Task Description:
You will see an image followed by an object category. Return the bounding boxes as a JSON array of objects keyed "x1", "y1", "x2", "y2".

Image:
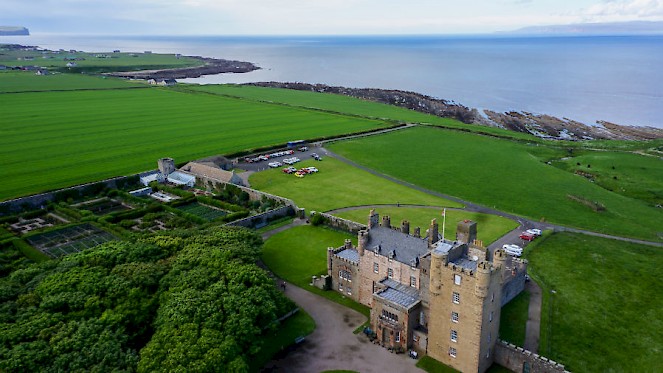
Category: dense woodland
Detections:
[{"x1": 0, "y1": 227, "x2": 294, "y2": 372}]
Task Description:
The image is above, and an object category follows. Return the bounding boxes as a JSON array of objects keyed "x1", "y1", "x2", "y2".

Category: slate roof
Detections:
[
  {"x1": 180, "y1": 162, "x2": 242, "y2": 185},
  {"x1": 375, "y1": 278, "x2": 421, "y2": 309},
  {"x1": 367, "y1": 227, "x2": 429, "y2": 266},
  {"x1": 167, "y1": 171, "x2": 196, "y2": 186},
  {"x1": 433, "y1": 240, "x2": 477, "y2": 271},
  {"x1": 336, "y1": 248, "x2": 360, "y2": 264}
]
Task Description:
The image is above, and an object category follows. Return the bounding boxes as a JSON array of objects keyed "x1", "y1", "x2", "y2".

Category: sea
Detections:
[{"x1": 4, "y1": 34, "x2": 663, "y2": 129}]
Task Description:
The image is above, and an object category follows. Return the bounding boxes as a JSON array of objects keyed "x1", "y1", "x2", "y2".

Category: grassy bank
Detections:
[
  {"x1": 329, "y1": 126, "x2": 663, "y2": 241},
  {"x1": 526, "y1": 232, "x2": 663, "y2": 372}
]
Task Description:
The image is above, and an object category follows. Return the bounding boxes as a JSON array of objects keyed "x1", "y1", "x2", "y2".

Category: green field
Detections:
[
  {"x1": 176, "y1": 202, "x2": 227, "y2": 221},
  {"x1": 526, "y1": 232, "x2": 663, "y2": 372},
  {"x1": 262, "y1": 225, "x2": 369, "y2": 316},
  {"x1": 333, "y1": 207, "x2": 517, "y2": 245},
  {"x1": 328, "y1": 126, "x2": 663, "y2": 241},
  {"x1": 249, "y1": 157, "x2": 461, "y2": 212},
  {"x1": 0, "y1": 71, "x2": 145, "y2": 92},
  {"x1": 498, "y1": 290, "x2": 530, "y2": 347},
  {"x1": 184, "y1": 84, "x2": 537, "y2": 140},
  {"x1": 0, "y1": 88, "x2": 387, "y2": 201}
]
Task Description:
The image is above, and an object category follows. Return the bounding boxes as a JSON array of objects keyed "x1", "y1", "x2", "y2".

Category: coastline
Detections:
[{"x1": 105, "y1": 55, "x2": 260, "y2": 79}]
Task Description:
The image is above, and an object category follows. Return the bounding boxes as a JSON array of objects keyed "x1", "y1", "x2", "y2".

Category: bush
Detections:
[{"x1": 310, "y1": 213, "x2": 327, "y2": 226}]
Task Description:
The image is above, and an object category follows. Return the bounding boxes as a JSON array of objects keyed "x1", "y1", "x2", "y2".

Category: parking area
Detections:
[{"x1": 236, "y1": 146, "x2": 324, "y2": 172}]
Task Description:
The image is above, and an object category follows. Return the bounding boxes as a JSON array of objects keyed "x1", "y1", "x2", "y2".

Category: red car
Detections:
[
  {"x1": 519, "y1": 233, "x2": 536, "y2": 241},
  {"x1": 282, "y1": 167, "x2": 297, "y2": 174}
]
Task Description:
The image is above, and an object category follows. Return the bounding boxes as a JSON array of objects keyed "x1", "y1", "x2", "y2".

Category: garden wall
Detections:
[
  {"x1": 226, "y1": 205, "x2": 295, "y2": 229},
  {"x1": 494, "y1": 340, "x2": 570, "y2": 373},
  {"x1": 310, "y1": 211, "x2": 367, "y2": 234}
]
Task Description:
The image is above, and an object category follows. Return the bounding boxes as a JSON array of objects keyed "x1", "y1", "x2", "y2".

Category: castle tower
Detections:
[
  {"x1": 158, "y1": 157, "x2": 175, "y2": 176},
  {"x1": 428, "y1": 219, "x2": 439, "y2": 247},
  {"x1": 456, "y1": 220, "x2": 478, "y2": 244},
  {"x1": 368, "y1": 209, "x2": 379, "y2": 229},
  {"x1": 382, "y1": 215, "x2": 391, "y2": 228},
  {"x1": 427, "y1": 256, "x2": 502, "y2": 373},
  {"x1": 327, "y1": 247, "x2": 334, "y2": 273},
  {"x1": 401, "y1": 220, "x2": 410, "y2": 235},
  {"x1": 357, "y1": 229, "x2": 368, "y2": 256},
  {"x1": 492, "y1": 249, "x2": 509, "y2": 284}
]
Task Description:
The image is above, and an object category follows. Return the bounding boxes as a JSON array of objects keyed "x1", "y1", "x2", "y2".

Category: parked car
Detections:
[
  {"x1": 526, "y1": 228, "x2": 542, "y2": 236},
  {"x1": 519, "y1": 232, "x2": 536, "y2": 241},
  {"x1": 282, "y1": 166, "x2": 297, "y2": 174},
  {"x1": 298, "y1": 146, "x2": 308, "y2": 152},
  {"x1": 502, "y1": 244, "x2": 522, "y2": 253},
  {"x1": 268, "y1": 161, "x2": 282, "y2": 168},
  {"x1": 294, "y1": 171, "x2": 305, "y2": 178},
  {"x1": 305, "y1": 167, "x2": 318, "y2": 173},
  {"x1": 503, "y1": 247, "x2": 522, "y2": 257}
]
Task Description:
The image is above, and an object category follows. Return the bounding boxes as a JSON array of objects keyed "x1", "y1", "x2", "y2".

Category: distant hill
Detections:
[
  {"x1": 0, "y1": 26, "x2": 30, "y2": 36},
  {"x1": 503, "y1": 21, "x2": 663, "y2": 36}
]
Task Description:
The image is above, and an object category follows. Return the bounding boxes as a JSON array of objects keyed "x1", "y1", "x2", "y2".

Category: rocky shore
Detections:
[
  {"x1": 245, "y1": 82, "x2": 663, "y2": 141},
  {"x1": 106, "y1": 56, "x2": 259, "y2": 80}
]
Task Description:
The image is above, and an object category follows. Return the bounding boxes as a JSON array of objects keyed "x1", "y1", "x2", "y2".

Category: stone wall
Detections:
[
  {"x1": 310, "y1": 211, "x2": 367, "y2": 233},
  {"x1": 225, "y1": 205, "x2": 295, "y2": 229},
  {"x1": 0, "y1": 176, "x2": 134, "y2": 214},
  {"x1": 495, "y1": 340, "x2": 570, "y2": 373},
  {"x1": 501, "y1": 259, "x2": 528, "y2": 306}
]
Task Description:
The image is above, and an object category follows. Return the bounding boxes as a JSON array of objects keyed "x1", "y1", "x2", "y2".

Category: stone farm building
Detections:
[{"x1": 326, "y1": 210, "x2": 527, "y2": 373}]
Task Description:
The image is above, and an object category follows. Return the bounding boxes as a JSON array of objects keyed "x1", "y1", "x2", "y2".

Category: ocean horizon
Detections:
[{"x1": 3, "y1": 33, "x2": 663, "y2": 129}]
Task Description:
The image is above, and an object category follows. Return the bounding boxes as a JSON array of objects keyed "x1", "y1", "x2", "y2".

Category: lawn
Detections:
[
  {"x1": 333, "y1": 207, "x2": 517, "y2": 245},
  {"x1": 552, "y1": 151, "x2": 663, "y2": 207},
  {"x1": 262, "y1": 225, "x2": 369, "y2": 316},
  {"x1": 0, "y1": 71, "x2": 145, "y2": 92},
  {"x1": 328, "y1": 126, "x2": 663, "y2": 241},
  {"x1": 249, "y1": 157, "x2": 461, "y2": 213},
  {"x1": 0, "y1": 88, "x2": 386, "y2": 201},
  {"x1": 498, "y1": 290, "x2": 530, "y2": 347},
  {"x1": 176, "y1": 202, "x2": 227, "y2": 221},
  {"x1": 184, "y1": 84, "x2": 537, "y2": 140},
  {"x1": 525, "y1": 232, "x2": 663, "y2": 372}
]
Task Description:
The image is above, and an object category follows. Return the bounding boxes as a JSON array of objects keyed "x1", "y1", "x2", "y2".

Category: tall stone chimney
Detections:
[
  {"x1": 382, "y1": 215, "x2": 391, "y2": 229},
  {"x1": 401, "y1": 220, "x2": 410, "y2": 235},
  {"x1": 428, "y1": 218, "x2": 439, "y2": 246}
]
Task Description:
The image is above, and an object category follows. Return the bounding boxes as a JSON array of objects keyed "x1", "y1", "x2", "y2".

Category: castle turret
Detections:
[
  {"x1": 414, "y1": 227, "x2": 421, "y2": 238},
  {"x1": 428, "y1": 218, "x2": 439, "y2": 247},
  {"x1": 456, "y1": 219, "x2": 477, "y2": 244},
  {"x1": 474, "y1": 261, "x2": 492, "y2": 298},
  {"x1": 492, "y1": 248, "x2": 509, "y2": 284},
  {"x1": 382, "y1": 215, "x2": 391, "y2": 228},
  {"x1": 344, "y1": 239, "x2": 352, "y2": 250},
  {"x1": 158, "y1": 157, "x2": 175, "y2": 176},
  {"x1": 357, "y1": 229, "x2": 368, "y2": 256},
  {"x1": 368, "y1": 209, "x2": 379, "y2": 229},
  {"x1": 429, "y1": 249, "x2": 445, "y2": 295},
  {"x1": 401, "y1": 220, "x2": 410, "y2": 235}
]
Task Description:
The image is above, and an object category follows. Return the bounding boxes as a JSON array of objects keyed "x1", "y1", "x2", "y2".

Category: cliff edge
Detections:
[{"x1": 0, "y1": 26, "x2": 29, "y2": 36}]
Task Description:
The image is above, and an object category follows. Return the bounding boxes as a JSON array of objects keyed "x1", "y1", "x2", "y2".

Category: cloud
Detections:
[{"x1": 582, "y1": 0, "x2": 663, "y2": 21}]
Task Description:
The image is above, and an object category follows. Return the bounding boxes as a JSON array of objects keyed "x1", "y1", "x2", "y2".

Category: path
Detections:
[
  {"x1": 524, "y1": 280, "x2": 542, "y2": 353},
  {"x1": 259, "y1": 222, "x2": 422, "y2": 373}
]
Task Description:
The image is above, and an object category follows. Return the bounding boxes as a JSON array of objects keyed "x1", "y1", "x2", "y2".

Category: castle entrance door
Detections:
[{"x1": 382, "y1": 328, "x2": 390, "y2": 344}]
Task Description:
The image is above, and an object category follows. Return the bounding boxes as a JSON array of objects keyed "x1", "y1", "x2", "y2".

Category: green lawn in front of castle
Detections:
[
  {"x1": 261, "y1": 225, "x2": 369, "y2": 317},
  {"x1": 498, "y1": 290, "x2": 530, "y2": 347},
  {"x1": 525, "y1": 232, "x2": 663, "y2": 372},
  {"x1": 332, "y1": 207, "x2": 518, "y2": 245},
  {"x1": 249, "y1": 157, "x2": 462, "y2": 213},
  {"x1": 328, "y1": 126, "x2": 663, "y2": 241}
]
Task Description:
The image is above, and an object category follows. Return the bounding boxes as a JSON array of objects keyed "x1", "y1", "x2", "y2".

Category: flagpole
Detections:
[{"x1": 442, "y1": 208, "x2": 446, "y2": 241}]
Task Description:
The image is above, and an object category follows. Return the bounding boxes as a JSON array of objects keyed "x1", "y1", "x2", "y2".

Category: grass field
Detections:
[
  {"x1": 526, "y1": 232, "x2": 663, "y2": 372},
  {"x1": 183, "y1": 84, "x2": 538, "y2": 140},
  {"x1": 333, "y1": 207, "x2": 517, "y2": 245},
  {"x1": 249, "y1": 157, "x2": 461, "y2": 212},
  {"x1": 0, "y1": 71, "x2": 145, "y2": 92},
  {"x1": 328, "y1": 126, "x2": 663, "y2": 241},
  {"x1": 498, "y1": 290, "x2": 530, "y2": 347},
  {"x1": 0, "y1": 88, "x2": 387, "y2": 201},
  {"x1": 552, "y1": 151, "x2": 663, "y2": 206},
  {"x1": 262, "y1": 225, "x2": 369, "y2": 316}
]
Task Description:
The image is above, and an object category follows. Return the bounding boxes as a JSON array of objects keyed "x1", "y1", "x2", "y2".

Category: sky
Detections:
[{"x1": 2, "y1": 0, "x2": 663, "y2": 35}]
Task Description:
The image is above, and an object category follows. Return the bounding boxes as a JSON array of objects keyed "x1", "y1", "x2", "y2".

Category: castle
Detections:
[{"x1": 326, "y1": 210, "x2": 527, "y2": 373}]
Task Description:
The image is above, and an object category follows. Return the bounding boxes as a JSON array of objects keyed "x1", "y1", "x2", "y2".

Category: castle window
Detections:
[
  {"x1": 454, "y1": 274, "x2": 461, "y2": 285},
  {"x1": 374, "y1": 262, "x2": 379, "y2": 273},
  {"x1": 451, "y1": 311, "x2": 459, "y2": 323},
  {"x1": 488, "y1": 332, "x2": 492, "y2": 342},
  {"x1": 382, "y1": 310, "x2": 398, "y2": 322},
  {"x1": 491, "y1": 292, "x2": 495, "y2": 303},
  {"x1": 452, "y1": 292, "x2": 460, "y2": 304},
  {"x1": 489, "y1": 311, "x2": 493, "y2": 322},
  {"x1": 450, "y1": 330, "x2": 458, "y2": 342},
  {"x1": 338, "y1": 283, "x2": 343, "y2": 291},
  {"x1": 395, "y1": 332, "x2": 401, "y2": 342},
  {"x1": 339, "y1": 269, "x2": 352, "y2": 282},
  {"x1": 410, "y1": 275, "x2": 417, "y2": 287},
  {"x1": 388, "y1": 268, "x2": 393, "y2": 278},
  {"x1": 449, "y1": 347, "x2": 457, "y2": 358},
  {"x1": 347, "y1": 287, "x2": 352, "y2": 295}
]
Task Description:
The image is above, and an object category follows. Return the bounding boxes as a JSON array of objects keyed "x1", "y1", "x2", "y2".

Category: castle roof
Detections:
[
  {"x1": 433, "y1": 240, "x2": 477, "y2": 271},
  {"x1": 367, "y1": 226, "x2": 429, "y2": 266},
  {"x1": 375, "y1": 278, "x2": 420, "y2": 309},
  {"x1": 180, "y1": 162, "x2": 242, "y2": 185},
  {"x1": 336, "y1": 248, "x2": 360, "y2": 264}
]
